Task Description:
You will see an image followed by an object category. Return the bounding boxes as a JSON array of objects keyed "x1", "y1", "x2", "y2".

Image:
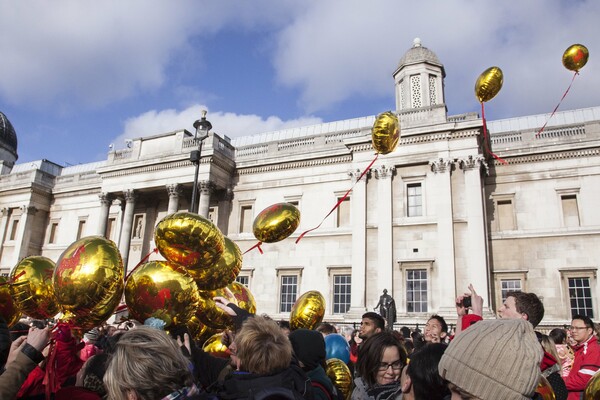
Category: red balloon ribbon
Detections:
[
  {"x1": 124, "y1": 248, "x2": 159, "y2": 282},
  {"x1": 295, "y1": 153, "x2": 379, "y2": 243},
  {"x1": 480, "y1": 102, "x2": 507, "y2": 165},
  {"x1": 243, "y1": 241, "x2": 263, "y2": 255},
  {"x1": 536, "y1": 71, "x2": 579, "y2": 137}
]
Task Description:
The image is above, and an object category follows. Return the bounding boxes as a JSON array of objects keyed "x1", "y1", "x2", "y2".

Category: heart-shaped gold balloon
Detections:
[
  {"x1": 187, "y1": 315, "x2": 221, "y2": 345},
  {"x1": 125, "y1": 260, "x2": 200, "y2": 328},
  {"x1": 475, "y1": 66, "x2": 503, "y2": 103},
  {"x1": 371, "y1": 111, "x2": 400, "y2": 155},
  {"x1": 583, "y1": 369, "x2": 600, "y2": 400},
  {"x1": 0, "y1": 276, "x2": 21, "y2": 327},
  {"x1": 155, "y1": 212, "x2": 225, "y2": 270},
  {"x1": 53, "y1": 236, "x2": 124, "y2": 330},
  {"x1": 326, "y1": 358, "x2": 353, "y2": 400},
  {"x1": 202, "y1": 332, "x2": 230, "y2": 358},
  {"x1": 563, "y1": 44, "x2": 589, "y2": 72},
  {"x1": 289, "y1": 290, "x2": 325, "y2": 331},
  {"x1": 252, "y1": 203, "x2": 300, "y2": 243},
  {"x1": 227, "y1": 281, "x2": 257, "y2": 315},
  {"x1": 187, "y1": 237, "x2": 242, "y2": 291},
  {"x1": 196, "y1": 287, "x2": 237, "y2": 330},
  {"x1": 10, "y1": 256, "x2": 58, "y2": 320}
]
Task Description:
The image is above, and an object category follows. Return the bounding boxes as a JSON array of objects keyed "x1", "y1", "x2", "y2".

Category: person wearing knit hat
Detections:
[
  {"x1": 438, "y1": 319, "x2": 543, "y2": 400},
  {"x1": 289, "y1": 328, "x2": 340, "y2": 400}
]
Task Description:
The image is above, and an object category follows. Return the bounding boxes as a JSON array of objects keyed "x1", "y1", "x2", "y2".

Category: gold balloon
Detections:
[
  {"x1": 252, "y1": 203, "x2": 300, "y2": 243},
  {"x1": 371, "y1": 111, "x2": 400, "y2": 155},
  {"x1": 155, "y1": 212, "x2": 225, "y2": 270},
  {"x1": 188, "y1": 237, "x2": 242, "y2": 291},
  {"x1": 326, "y1": 358, "x2": 353, "y2": 400},
  {"x1": 10, "y1": 256, "x2": 58, "y2": 319},
  {"x1": 563, "y1": 44, "x2": 589, "y2": 72},
  {"x1": 125, "y1": 261, "x2": 200, "y2": 328},
  {"x1": 53, "y1": 236, "x2": 124, "y2": 330},
  {"x1": 202, "y1": 332, "x2": 230, "y2": 358},
  {"x1": 196, "y1": 287, "x2": 237, "y2": 329},
  {"x1": 584, "y1": 369, "x2": 600, "y2": 400},
  {"x1": 475, "y1": 66, "x2": 503, "y2": 103},
  {"x1": 536, "y1": 376, "x2": 555, "y2": 400},
  {"x1": 0, "y1": 277, "x2": 21, "y2": 327},
  {"x1": 187, "y1": 315, "x2": 221, "y2": 345},
  {"x1": 227, "y1": 281, "x2": 257, "y2": 314},
  {"x1": 290, "y1": 290, "x2": 325, "y2": 331}
]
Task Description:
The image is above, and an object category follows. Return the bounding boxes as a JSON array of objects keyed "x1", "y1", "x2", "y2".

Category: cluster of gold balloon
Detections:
[{"x1": 0, "y1": 236, "x2": 125, "y2": 331}]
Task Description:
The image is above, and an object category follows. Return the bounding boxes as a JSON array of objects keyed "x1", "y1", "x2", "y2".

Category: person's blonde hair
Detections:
[
  {"x1": 235, "y1": 316, "x2": 292, "y2": 375},
  {"x1": 103, "y1": 327, "x2": 193, "y2": 400}
]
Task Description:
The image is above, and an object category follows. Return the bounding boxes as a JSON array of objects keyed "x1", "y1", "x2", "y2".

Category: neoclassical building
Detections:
[{"x1": 1, "y1": 40, "x2": 599, "y2": 327}]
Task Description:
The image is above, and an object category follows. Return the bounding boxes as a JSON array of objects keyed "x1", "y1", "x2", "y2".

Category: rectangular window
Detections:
[
  {"x1": 501, "y1": 279, "x2": 522, "y2": 302},
  {"x1": 106, "y1": 217, "x2": 116, "y2": 240},
  {"x1": 48, "y1": 222, "x2": 58, "y2": 244},
  {"x1": 568, "y1": 277, "x2": 594, "y2": 318},
  {"x1": 208, "y1": 207, "x2": 218, "y2": 225},
  {"x1": 240, "y1": 205, "x2": 253, "y2": 233},
  {"x1": 406, "y1": 269, "x2": 428, "y2": 313},
  {"x1": 336, "y1": 197, "x2": 351, "y2": 227},
  {"x1": 280, "y1": 275, "x2": 298, "y2": 313},
  {"x1": 497, "y1": 200, "x2": 515, "y2": 231},
  {"x1": 333, "y1": 274, "x2": 351, "y2": 314},
  {"x1": 76, "y1": 220, "x2": 86, "y2": 240},
  {"x1": 9, "y1": 219, "x2": 19, "y2": 241},
  {"x1": 407, "y1": 183, "x2": 422, "y2": 217},
  {"x1": 561, "y1": 195, "x2": 580, "y2": 227},
  {"x1": 236, "y1": 275, "x2": 249, "y2": 287}
]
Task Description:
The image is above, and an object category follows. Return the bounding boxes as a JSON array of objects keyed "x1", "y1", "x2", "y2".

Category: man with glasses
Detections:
[{"x1": 564, "y1": 314, "x2": 600, "y2": 400}]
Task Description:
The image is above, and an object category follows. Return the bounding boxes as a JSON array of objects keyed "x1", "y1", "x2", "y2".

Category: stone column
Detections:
[
  {"x1": 345, "y1": 169, "x2": 368, "y2": 318},
  {"x1": 374, "y1": 165, "x2": 395, "y2": 296},
  {"x1": 97, "y1": 193, "x2": 113, "y2": 236},
  {"x1": 119, "y1": 189, "x2": 136, "y2": 270},
  {"x1": 0, "y1": 208, "x2": 10, "y2": 247},
  {"x1": 429, "y1": 158, "x2": 456, "y2": 315},
  {"x1": 459, "y1": 155, "x2": 491, "y2": 311},
  {"x1": 14, "y1": 206, "x2": 38, "y2": 263},
  {"x1": 198, "y1": 180, "x2": 215, "y2": 218},
  {"x1": 217, "y1": 188, "x2": 233, "y2": 235},
  {"x1": 166, "y1": 184, "x2": 182, "y2": 215}
]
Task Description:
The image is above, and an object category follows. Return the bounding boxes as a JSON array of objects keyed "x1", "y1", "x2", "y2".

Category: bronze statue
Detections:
[{"x1": 374, "y1": 289, "x2": 397, "y2": 329}]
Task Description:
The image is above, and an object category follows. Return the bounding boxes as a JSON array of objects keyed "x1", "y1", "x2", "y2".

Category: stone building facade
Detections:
[{"x1": 0, "y1": 40, "x2": 598, "y2": 327}]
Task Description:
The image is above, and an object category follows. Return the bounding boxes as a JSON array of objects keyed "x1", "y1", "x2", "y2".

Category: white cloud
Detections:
[{"x1": 113, "y1": 104, "x2": 322, "y2": 149}]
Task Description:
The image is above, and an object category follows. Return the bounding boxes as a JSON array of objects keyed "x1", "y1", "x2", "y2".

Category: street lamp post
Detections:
[{"x1": 190, "y1": 110, "x2": 212, "y2": 214}]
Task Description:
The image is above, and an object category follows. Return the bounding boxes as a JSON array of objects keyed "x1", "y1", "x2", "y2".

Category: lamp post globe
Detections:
[{"x1": 190, "y1": 110, "x2": 212, "y2": 214}]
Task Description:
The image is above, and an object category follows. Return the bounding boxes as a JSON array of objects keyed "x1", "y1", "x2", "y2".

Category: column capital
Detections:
[
  {"x1": 348, "y1": 168, "x2": 369, "y2": 183},
  {"x1": 199, "y1": 180, "x2": 216, "y2": 194},
  {"x1": 373, "y1": 165, "x2": 395, "y2": 180},
  {"x1": 99, "y1": 192, "x2": 114, "y2": 205},
  {"x1": 166, "y1": 184, "x2": 182, "y2": 198},
  {"x1": 0, "y1": 207, "x2": 8, "y2": 217},
  {"x1": 19, "y1": 205, "x2": 38, "y2": 215},
  {"x1": 458, "y1": 155, "x2": 489, "y2": 175},
  {"x1": 429, "y1": 158, "x2": 454, "y2": 174},
  {"x1": 124, "y1": 189, "x2": 137, "y2": 203}
]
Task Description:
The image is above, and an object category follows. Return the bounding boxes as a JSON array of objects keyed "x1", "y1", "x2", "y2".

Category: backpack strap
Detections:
[{"x1": 311, "y1": 381, "x2": 333, "y2": 400}]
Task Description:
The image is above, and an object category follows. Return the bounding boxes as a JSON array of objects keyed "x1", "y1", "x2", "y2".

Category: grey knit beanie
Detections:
[{"x1": 438, "y1": 319, "x2": 542, "y2": 400}]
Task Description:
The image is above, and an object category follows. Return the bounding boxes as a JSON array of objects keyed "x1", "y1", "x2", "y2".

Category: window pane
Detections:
[
  {"x1": 500, "y1": 279, "x2": 522, "y2": 302},
  {"x1": 280, "y1": 275, "x2": 298, "y2": 313},
  {"x1": 407, "y1": 184, "x2": 422, "y2": 217},
  {"x1": 236, "y1": 275, "x2": 249, "y2": 287},
  {"x1": 568, "y1": 277, "x2": 594, "y2": 318},
  {"x1": 406, "y1": 269, "x2": 427, "y2": 313},
  {"x1": 333, "y1": 275, "x2": 351, "y2": 314}
]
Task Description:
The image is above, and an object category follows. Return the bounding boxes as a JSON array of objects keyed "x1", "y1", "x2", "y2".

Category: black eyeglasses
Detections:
[{"x1": 377, "y1": 359, "x2": 403, "y2": 372}]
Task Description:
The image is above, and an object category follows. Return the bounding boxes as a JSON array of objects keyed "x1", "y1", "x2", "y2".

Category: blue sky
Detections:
[{"x1": 1, "y1": 1, "x2": 599, "y2": 166}]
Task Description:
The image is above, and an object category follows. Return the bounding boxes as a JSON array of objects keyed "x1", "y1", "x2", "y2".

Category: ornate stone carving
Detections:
[
  {"x1": 348, "y1": 168, "x2": 369, "y2": 183},
  {"x1": 199, "y1": 180, "x2": 216, "y2": 194},
  {"x1": 19, "y1": 205, "x2": 38, "y2": 215},
  {"x1": 166, "y1": 184, "x2": 182, "y2": 198},
  {"x1": 458, "y1": 155, "x2": 489, "y2": 175},
  {"x1": 429, "y1": 158, "x2": 453, "y2": 173},
  {"x1": 124, "y1": 189, "x2": 137, "y2": 203},
  {"x1": 99, "y1": 192, "x2": 114, "y2": 205},
  {"x1": 373, "y1": 165, "x2": 395, "y2": 179}
]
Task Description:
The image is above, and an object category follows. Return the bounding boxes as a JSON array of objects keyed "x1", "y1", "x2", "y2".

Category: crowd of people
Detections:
[{"x1": 1, "y1": 288, "x2": 599, "y2": 400}]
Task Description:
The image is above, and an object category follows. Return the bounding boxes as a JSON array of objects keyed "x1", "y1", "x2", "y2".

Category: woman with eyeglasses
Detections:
[{"x1": 352, "y1": 331, "x2": 407, "y2": 400}]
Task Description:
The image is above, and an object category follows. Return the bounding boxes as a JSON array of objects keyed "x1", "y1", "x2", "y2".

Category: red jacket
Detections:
[{"x1": 564, "y1": 335, "x2": 600, "y2": 400}]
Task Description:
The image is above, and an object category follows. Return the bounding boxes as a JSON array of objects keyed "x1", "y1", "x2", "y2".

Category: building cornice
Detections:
[
  {"x1": 492, "y1": 148, "x2": 600, "y2": 166},
  {"x1": 237, "y1": 155, "x2": 353, "y2": 175}
]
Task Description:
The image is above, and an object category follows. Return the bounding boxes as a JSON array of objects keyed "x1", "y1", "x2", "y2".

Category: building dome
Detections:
[
  {"x1": 0, "y1": 111, "x2": 18, "y2": 158},
  {"x1": 397, "y1": 38, "x2": 445, "y2": 76}
]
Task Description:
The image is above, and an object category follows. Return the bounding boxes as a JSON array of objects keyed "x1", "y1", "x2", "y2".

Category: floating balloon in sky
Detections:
[
  {"x1": 562, "y1": 44, "x2": 589, "y2": 72},
  {"x1": 475, "y1": 66, "x2": 503, "y2": 103},
  {"x1": 371, "y1": 111, "x2": 400, "y2": 155}
]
